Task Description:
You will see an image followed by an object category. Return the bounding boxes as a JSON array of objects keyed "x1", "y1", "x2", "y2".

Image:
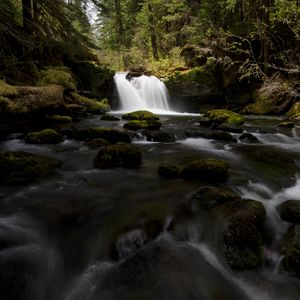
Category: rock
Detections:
[
  {"x1": 46, "y1": 115, "x2": 72, "y2": 125},
  {"x1": 278, "y1": 200, "x2": 300, "y2": 223},
  {"x1": 124, "y1": 120, "x2": 162, "y2": 131},
  {"x1": 212, "y1": 123, "x2": 243, "y2": 133},
  {"x1": 146, "y1": 131, "x2": 175, "y2": 142},
  {"x1": 180, "y1": 158, "x2": 230, "y2": 182},
  {"x1": 122, "y1": 110, "x2": 160, "y2": 121},
  {"x1": 278, "y1": 121, "x2": 295, "y2": 128},
  {"x1": 204, "y1": 109, "x2": 244, "y2": 125},
  {"x1": 158, "y1": 162, "x2": 180, "y2": 178},
  {"x1": 94, "y1": 142, "x2": 142, "y2": 168},
  {"x1": 199, "y1": 117, "x2": 213, "y2": 127},
  {"x1": 84, "y1": 138, "x2": 110, "y2": 149},
  {"x1": 219, "y1": 199, "x2": 266, "y2": 270},
  {"x1": 190, "y1": 186, "x2": 240, "y2": 211},
  {"x1": 38, "y1": 66, "x2": 76, "y2": 90},
  {"x1": 282, "y1": 225, "x2": 300, "y2": 277},
  {"x1": 0, "y1": 151, "x2": 61, "y2": 185},
  {"x1": 239, "y1": 133, "x2": 259, "y2": 143},
  {"x1": 24, "y1": 129, "x2": 64, "y2": 144},
  {"x1": 100, "y1": 114, "x2": 120, "y2": 121},
  {"x1": 287, "y1": 102, "x2": 300, "y2": 119},
  {"x1": 74, "y1": 127, "x2": 131, "y2": 143},
  {"x1": 210, "y1": 131, "x2": 237, "y2": 142}
]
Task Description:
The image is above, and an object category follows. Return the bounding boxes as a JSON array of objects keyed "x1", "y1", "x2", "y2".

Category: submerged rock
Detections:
[
  {"x1": 219, "y1": 199, "x2": 266, "y2": 270},
  {"x1": 204, "y1": 109, "x2": 244, "y2": 125},
  {"x1": 74, "y1": 127, "x2": 131, "y2": 143},
  {"x1": 180, "y1": 158, "x2": 230, "y2": 182},
  {"x1": 0, "y1": 151, "x2": 61, "y2": 185},
  {"x1": 100, "y1": 114, "x2": 120, "y2": 121},
  {"x1": 239, "y1": 132, "x2": 259, "y2": 143},
  {"x1": 278, "y1": 200, "x2": 300, "y2": 223},
  {"x1": 24, "y1": 129, "x2": 64, "y2": 144},
  {"x1": 158, "y1": 162, "x2": 180, "y2": 178},
  {"x1": 122, "y1": 110, "x2": 160, "y2": 121},
  {"x1": 94, "y1": 142, "x2": 142, "y2": 168},
  {"x1": 185, "y1": 130, "x2": 237, "y2": 142},
  {"x1": 146, "y1": 131, "x2": 175, "y2": 142}
]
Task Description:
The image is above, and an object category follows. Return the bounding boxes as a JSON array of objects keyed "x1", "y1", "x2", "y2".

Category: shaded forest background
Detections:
[{"x1": 1, "y1": 0, "x2": 300, "y2": 89}]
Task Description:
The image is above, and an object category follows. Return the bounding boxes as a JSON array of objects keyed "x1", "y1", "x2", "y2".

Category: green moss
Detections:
[
  {"x1": 94, "y1": 142, "x2": 142, "y2": 168},
  {"x1": 25, "y1": 129, "x2": 64, "y2": 144},
  {"x1": 180, "y1": 158, "x2": 230, "y2": 182},
  {"x1": 38, "y1": 67, "x2": 76, "y2": 90},
  {"x1": 123, "y1": 120, "x2": 162, "y2": 131},
  {"x1": 74, "y1": 127, "x2": 131, "y2": 143},
  {"x1": 0, "y1": 80, "x2": 18, "y2": 97},
  {"x1": 0, "y1": 151, "x2": 61, "y2": 185},
  {"x1": 287, "y1": 102, "x2": 300, "y2": 119},
  {"x1": 122, "y1": 110, "x2": 160, "y2": 121},
  {"x1": 204, "y1": 109, "x2": 244, "y2": 125},
  {"x1": 47, "y1": 115, "x2": 72, "y2": 124},
  {"x1": 243, "y1": 98, "x2": 274, "y2": 115},
  {"x1": 158, "y1": 162, "x2": 180, "y2": 178}
]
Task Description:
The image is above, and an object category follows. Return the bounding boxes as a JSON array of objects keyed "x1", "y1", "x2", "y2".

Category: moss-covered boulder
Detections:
[
  {"x1": 46, "y1": 115, "x2": 72, "y2": 125},
  {"x1": 122, "y1": 110, "x2": 160, "y2": 121},
  {"x1": 123, "y1": 120, "x2": 162, "y2": 131},
  {"x1": 0, "y1": 151, "x2": 61, "y2": 185},
  {"x1": 158, "y1": 162, "x2": 180, "y2": 178},
  {"x1": 287, "y1": 102, "x2": 300, "y2": 119},
  {"x1": 100, "y1": 114, "x2": 120, "y2": 121},
  {"x1": 69, "y1": 93, "x2": 110, "y2": 114},
  {"x1": 282, "y1": 225, "x2": 300, "y2": 277},
  {"x1": 190, "y1": 186, "x2": 240, "y2": 211},
  {"x1": 204, "y1": 109, "x2": 244, "y2": 125},
  {"x1": 94, "y1": 142, "x2": 142, "y2": 169},
  {"x1": 212, "y1": 123, "x2": 243, "y2": 133},
  {"x1": 38, "y1": 67, "x2": 76, "y2": 90},
  {"x1": 84, "y1": 138, "x2": 110, "y2": 149},
  {"x1": 74, "y1": 127, "x2": 131, "y2": 143},
  {"x1": 25, "y1": 129, "x2": 64, "y2": 144},
  {"x1": 219, "y1": 199, "x2": 266, "y2": 270},
  {"x1": 180, "y1": 158, "x2": 230, "y2": 182},
  {"x1": 146, "y1": 131, "x2": 175, "y2": 143},
  {"x1": 278, "y1": 200, "x2": 300, "y2": 223}
]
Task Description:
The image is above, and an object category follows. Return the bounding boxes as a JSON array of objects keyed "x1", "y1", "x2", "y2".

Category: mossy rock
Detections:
[
  {"x1": 212, "y1": 123, "x2": 243, "y2": 133},
  {"x1": 74, "y1": 127, "x2": 131, "y2": 144},
  {"x1": 278, "y1": 200, "x2": 300, "y2": 223},
  {"x1": 287, "y1": 102, "x2": 300, "y2": 119},
  {"x1": 70, "y1": 93, "x2": 110, "y2": 114},
  {"x1": 204, "y1": 109, "x2": 244, "y2": 125},
  {"x1": 94, "y1": 142, "x2": 142, "y2": 169},
  {"x1": 282, "y1": 225, "x2": 300, "y2": 277},
  {"x1": 239, "y1": 133, "x2": 259, "y2": 143},
  {"x1": 0, "y1": 151, "x2": 61, "y2": 185},
  {"x1": 38, "y1": 67, "x2": 76, "y2": 90},
  {"x1": 0, "y1": 80, "x2": 18, "y2": 97},
  {"x1": 123, "y1": 120, "x2": 162, "y2": 131},
  {"x1": 46, "y1": 115, "x2": 72, "y2": 125},
  {"x1": 190, "y1": 186, "x2": 240, "y2": 211},
  {"x1": 100, "y1": 114, "x2": 120, "y2": 121},
  {"x1": 243, "y1": 99, "x2": 274, "y2": 115},
  {"x1": 84, "y1": 138, "x2": 110, "y2": 149},
  {"x1": 158, "y1": 162, "x2": 180, "y2": 178},
  {"x1": 122, "y1": 110, "x2": 160, "y2": 121},
  {"x1": 146, "y1": 131, "x2": 175, "y2": 142},
  {"x1": 278, "y1": 121, "x2": 295, "y2": 128},
  {"x1": 219, "y1": 199, "x2": 266, "y2": 270},
  {"x1": 180, "y1": 158, "x2": 230, "y2": 182},
  {"x1": 25, "y1": 129, "x2": 64, "y2": 144}
]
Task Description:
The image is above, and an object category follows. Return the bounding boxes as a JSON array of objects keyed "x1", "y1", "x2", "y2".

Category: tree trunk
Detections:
[
  {"x1": 148, "y1": 3, "x2": 159, "y2": 60},
  {"x1": 22, "y1": 0, "x2": 33, "y2": 33},
  {"x1": 114, "y1": 0, "x2": 126, "y2": 47}
]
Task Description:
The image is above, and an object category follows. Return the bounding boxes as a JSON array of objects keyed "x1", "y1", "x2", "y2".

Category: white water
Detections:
[{"x1": 114, "y1": 72, "x2": 171, "y2": 113}]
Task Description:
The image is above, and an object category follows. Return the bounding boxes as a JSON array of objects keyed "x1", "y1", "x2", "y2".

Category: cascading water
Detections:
[{"x1": 114, "y1": 72, "x2": 171, "y2": 112}]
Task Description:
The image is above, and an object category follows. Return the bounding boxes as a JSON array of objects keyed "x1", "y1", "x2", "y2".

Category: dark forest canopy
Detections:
[{"x1": 0, "y1": 0, "x2": 300, "y2": 81}]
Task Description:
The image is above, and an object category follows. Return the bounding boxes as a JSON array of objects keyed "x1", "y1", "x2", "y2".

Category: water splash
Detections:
[{"x1": 114, "y1": 72, "x2": 170, "y2": 112}]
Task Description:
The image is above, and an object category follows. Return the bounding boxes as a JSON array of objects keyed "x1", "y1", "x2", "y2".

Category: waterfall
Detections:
[{"x1": 114, "y1": 72, "x2": 171, "y2": 112}]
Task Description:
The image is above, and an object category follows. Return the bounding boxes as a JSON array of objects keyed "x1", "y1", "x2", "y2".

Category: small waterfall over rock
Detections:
[{"x1": 114, "y1": 72, "x2": 171, "y2": 112}]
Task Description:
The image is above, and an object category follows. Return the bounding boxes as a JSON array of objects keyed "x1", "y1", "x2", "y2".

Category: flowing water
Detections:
[{"x1": 1, "y1": 77, "x2": 300, "y2": 299}]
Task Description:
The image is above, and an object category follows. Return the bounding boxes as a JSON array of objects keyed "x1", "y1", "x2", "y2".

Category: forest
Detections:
[{"x1": 1, "y1": 1, "x2": 300, "y2": 300}]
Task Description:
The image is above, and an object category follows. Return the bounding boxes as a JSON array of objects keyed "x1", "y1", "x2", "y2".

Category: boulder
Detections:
[
  {"x1": 158, "y1": 162, "x2": 180, "y2": 178},
  {"x1": 0, "y1": 151, "x2": 61, "y2": 185},
  {"x1": 278, "y1": 200, "x2": 300, "y2": 223},
  {"x1": 94, "y1": 142, "x2": 142, "y2": 168},
  {"x1": 180, "y1": 158, "x2": 230, "y2": 182},
  {"x1": 46, "y1": 115, "x2": 72, "y2": 125},
  {"x1": 219, "y1": 199, "x2": 266, "y2": 270},
  {"x1": 24, "y1": 129, "x2": 64, "y2": 144},
  {"x1": 190, "y1": 186, "x2": 240, "y2": 211},
  {"x1": 146, "y1": 131, "x2": 175, "y2": 142},
  {"x1": 123, "y1": 120, "x2": 162, "y2": 131},
  {"x1": 122, "y1": 110, "x2": 160, "y2": 121},
  {"x1": 74, "y1": 127, "x2": 131, "y2": 143},
  {"x1": 204, "y1": 109, "x2": 244, "y2": 125},
  {"x1": 239, "y1": 133, "x2": 259, "y2": 143},
  {"x1": 287, "y1": 102, "x2": 300, "y2": 119},
  {"x1": 212, "y1": 123, "x2": 243, "y2": 133},
  {"x1": 84, "y1": 138, "x2": 110, "y2": 149},
  {"x1": 278, "y1": 121, "x2": 295, "y2": 128}
]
